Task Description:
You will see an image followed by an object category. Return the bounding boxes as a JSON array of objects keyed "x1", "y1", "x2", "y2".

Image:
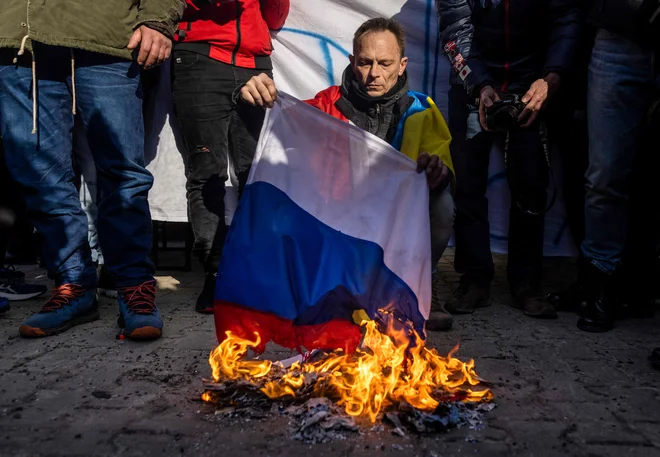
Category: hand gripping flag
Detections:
[{"x1": 214, "y1": 92, "x2": 432, "y2": 353}]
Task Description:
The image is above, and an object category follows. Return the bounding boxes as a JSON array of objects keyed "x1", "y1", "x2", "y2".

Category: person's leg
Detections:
[
  {"x1": 0, "y1": 46, "x2": 98, "y2": 335},
  {"x1": 429, "y1": 187, "x2": 455, "y2": 268},
  {"x1": 171, "y1": 51, "x2": 233, "y2": 313},
  {"x1": 505, "y1": 125, "x2": 555, "y2": 318},
  {"x1": 72, "y1": 49, "x2": 159, "y2": 339},
  {"x1": 579, "y1": 29, "x2": 654, "y2": 332},
  {"x1": 426, "y1": 187, "x2": 455, "y2": 331},
  {"x1": 446, "y1": 85, "x2": 494, "y2": 313}
]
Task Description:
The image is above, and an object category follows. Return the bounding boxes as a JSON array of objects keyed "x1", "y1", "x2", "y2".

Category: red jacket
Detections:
[{"x1": 175, "y1": 0, "x2": 290, "y2": 69}]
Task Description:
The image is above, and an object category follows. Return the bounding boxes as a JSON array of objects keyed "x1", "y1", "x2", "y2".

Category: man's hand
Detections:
[
  {"x1": 128, "y1": 25, "x2": 172, "y2": 69},
  {"x1": 417, "y1": 152, "x2": 449, "y2": 190},
  {"x1": 518, "y1": 72, "x2": 561, "y2": 128},
  {"x1": 240, "y1": 74, "x2": 278, "y2": 108},
  {"x1": 478, "y1": 86, "x2": 500, "y2": 132}
]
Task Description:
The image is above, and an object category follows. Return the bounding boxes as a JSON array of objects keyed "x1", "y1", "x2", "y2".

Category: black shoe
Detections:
[
  {"x1": 512, "y1": 282, "x2": 557, "y2": 319},
  {"x1": 195, "y1": 272, "x2": 216, "y2": 314},
  {"x1": 445, "y1": 276, "x2": 490, "y2": 315},
  {"x1": 577, "y1": 263, "x2": 615, "y2": 333},
  {"x1": 0, "y1": 265, "x2": 25, "y2": 282},
  {"x1": 649, "y1": 348, "x2": 660, "y2": 369},
  {"x1": 427, "y1": 272, "x2": 453, "y2": 331}
]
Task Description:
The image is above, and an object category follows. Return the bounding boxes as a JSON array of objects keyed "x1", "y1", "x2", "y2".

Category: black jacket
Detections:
[
  {"x1": 588, "y1": 0, "x2": 658, "y2": 49},
  {"x1": 436, "y1": 0, "x2": 582, "y2": 98}
]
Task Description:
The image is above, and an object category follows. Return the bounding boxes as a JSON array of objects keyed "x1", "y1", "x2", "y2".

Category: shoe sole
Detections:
[
  {"x1": 195, "y1": 306, "x2": 214, "y2": 315},
  {"x1": 576, "y1": 321, "x2": 614, "y2": 333},
  {"x1": 524, "y1": 310, "x2": 558, "y2": 319},
  {"x1": 19, "y1": 309, "x2": 101, "y2": 338},
  {"x1": 450, "y1": 298, "x2": 491, "y2": 315},
  {"x1": 124, "y1": 326, "x2": 162, "y2": 340},
  {"x1": 0, "y1": 290, "x2": 47, "y2": 301}
]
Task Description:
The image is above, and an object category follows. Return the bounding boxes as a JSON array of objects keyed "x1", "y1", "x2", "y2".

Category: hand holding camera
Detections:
[
  {"x1": 479, "y1": 72, "x2": 561, "y2": 132},
  {"x1": 517, "y1": 73, "x2": 561, "y2": 128}
]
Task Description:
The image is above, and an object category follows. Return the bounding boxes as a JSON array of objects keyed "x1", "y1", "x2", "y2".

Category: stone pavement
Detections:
[{"x1": 1, "y1": 250, "x2": 659, "y2": 457}]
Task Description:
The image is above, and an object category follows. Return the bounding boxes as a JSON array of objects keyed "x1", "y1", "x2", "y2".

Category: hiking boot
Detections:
[
  {"x1": 98, "y1": 266, "x2": 117, "y2": 298},
  {"x1": 577, "y1": 263, "x2": 615, "y2": 333},
  {"x1": 117, "y1": 281, "x2": 162, "y2": 340},
  {"x1": 195, "y1": 272, "x2": 216, "y2": 314},
  {"x1": 0, "y1": 297, "x2": 9, "y2": 314},
  {"x1": 0, "y1": 279, "x2": 47, "y2": 301},
  {"x1": 445, "y1": 278, "x2": 490, "y2": 314},
  {"x1": 19, "y1": 285, "x2": 99, "y2": 337},
  {"x1": 427, "y1": 272, "x2": 453, "y2": 331},
  {"x1": 511, "y1": 282, "x2": 557, "y2": 319},
  {"x1": 0, "y1": 264, "x2": 25, "y2": 282}
]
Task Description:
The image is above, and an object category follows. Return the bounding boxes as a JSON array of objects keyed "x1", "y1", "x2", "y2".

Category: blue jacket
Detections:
[{"x1": 436, "y1": 0, "x2": 582, "y2": 98}]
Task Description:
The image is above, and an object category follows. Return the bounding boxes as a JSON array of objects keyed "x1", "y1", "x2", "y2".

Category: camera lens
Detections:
[{"x1": 492, "y1": 106, "x2": 520, "y2": 131}]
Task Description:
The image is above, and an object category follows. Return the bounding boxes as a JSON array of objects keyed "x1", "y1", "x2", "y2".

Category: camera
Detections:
[{"x1": 484, "y1": 94, "x2": 527, "y2": 132}]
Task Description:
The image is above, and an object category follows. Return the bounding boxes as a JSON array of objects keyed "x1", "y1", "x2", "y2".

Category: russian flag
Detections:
[{"x1": 214, "y1": 93, "x2": 432, "y2": 353}]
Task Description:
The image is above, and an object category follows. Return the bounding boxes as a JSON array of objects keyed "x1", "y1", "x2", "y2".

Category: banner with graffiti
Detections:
[{"x1": 145, "y1": 0, "x2": 576, "y2": 256}]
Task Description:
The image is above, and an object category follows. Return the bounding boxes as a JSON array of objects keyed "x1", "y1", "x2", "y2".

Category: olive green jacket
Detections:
[{"x1": 0, "y1": 0, "x2": 186, "y2": 60}]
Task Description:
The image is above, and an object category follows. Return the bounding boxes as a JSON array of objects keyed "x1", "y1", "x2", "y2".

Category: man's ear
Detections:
[
  {"x1": 399, "y1": 56, "x2": 408, "y2": 76},
  {"x1": 349, "y1": 54, "x2": 355, "y2": 67}
]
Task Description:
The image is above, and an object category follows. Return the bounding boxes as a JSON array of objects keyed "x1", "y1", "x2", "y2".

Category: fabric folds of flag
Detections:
[{"x1": 214, "y1": 92, "x2": 433, "y2": 353}]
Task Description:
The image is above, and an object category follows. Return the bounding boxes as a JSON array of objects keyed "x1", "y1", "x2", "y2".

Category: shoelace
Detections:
[
  {"x1": 42, "y1": 284, "x2": 86, "y2": 312},
  {"x1": 120, "y1": 281, "x2": 157, "y2": 315}
]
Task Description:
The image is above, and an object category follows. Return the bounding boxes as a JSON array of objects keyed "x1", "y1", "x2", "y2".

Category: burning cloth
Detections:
[{"x1": 214, "y1": 92, "x2": 434, "y2": 353}]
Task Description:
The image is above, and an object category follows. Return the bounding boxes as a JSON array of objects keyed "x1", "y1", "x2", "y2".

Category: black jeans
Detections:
[
  {"x1": 448, "y1": 85, "x2": 548, "y2": 289},
  {"x1": 171, "y1": 51, "x2": 270, "y2": 273}
]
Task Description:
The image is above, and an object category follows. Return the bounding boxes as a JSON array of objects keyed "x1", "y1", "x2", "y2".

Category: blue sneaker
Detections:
[
  {"x1": 117, "y1": 281, "x2": 162, "y2": 340},
  {"x1": 19, "y1": 285, "x2": 99, "y2": 337},
  {"x1": 0, "y1": 297, "x2": 9, "y2": 314},
  {"x1": 0, "y1": 280, "x2": 48, "y2": 301}
]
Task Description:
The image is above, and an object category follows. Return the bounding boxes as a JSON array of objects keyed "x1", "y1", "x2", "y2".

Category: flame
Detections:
[{"x1": 207, "y1": 321, "x2": 492, "y2": 423}]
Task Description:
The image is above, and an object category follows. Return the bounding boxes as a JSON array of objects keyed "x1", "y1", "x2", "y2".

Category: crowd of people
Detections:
[{"x1": 0, "y1": 0, "x2": 657, "y2": 366}]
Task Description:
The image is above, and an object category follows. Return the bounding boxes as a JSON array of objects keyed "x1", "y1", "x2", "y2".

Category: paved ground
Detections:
[{"x1": 1, "y1": 250, "x2": 659, "y2": 457}]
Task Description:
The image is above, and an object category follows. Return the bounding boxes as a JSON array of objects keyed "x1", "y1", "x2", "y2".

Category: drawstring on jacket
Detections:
[
  {"x1": 12, "y1": 36, "x2": 78, "y2": 134},
  {"x1": 70, "y1": 49, "x2": 76, "y2": 115},
  {"x1": 13, "y1": 35, "x2": 37, "y2": 134}
]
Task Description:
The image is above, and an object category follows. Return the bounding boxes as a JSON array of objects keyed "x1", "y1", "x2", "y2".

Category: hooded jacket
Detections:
[
  {"x1": 304, "y1": 65, "x2": 455, "y2": 188},
  {"x1": 0, "y1": 0, "x2": 185, "y2": 60},
  {"x1": 436, "y1": 0, "x2": 582, "y2": 98}
]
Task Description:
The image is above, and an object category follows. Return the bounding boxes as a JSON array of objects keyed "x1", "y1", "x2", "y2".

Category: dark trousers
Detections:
[
  {"x1": 448, "y1": 85, "x2": 548, "y2": 288},
  {"x1": 171, "y1": 51, "x2": 270, "y2": 273}
]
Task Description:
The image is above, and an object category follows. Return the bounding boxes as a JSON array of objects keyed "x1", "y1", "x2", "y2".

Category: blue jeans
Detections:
[
  {"x1": 582, "y1": 30, "x2": 657, "y2": 274},
  {"x1": 0, "y1": 45, "x2": 154, "y2": 288}
]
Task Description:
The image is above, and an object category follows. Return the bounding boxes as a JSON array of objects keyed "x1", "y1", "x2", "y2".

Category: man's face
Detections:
[{"x1": 349, "y1": 30, "x2": 408, "y2": 97}]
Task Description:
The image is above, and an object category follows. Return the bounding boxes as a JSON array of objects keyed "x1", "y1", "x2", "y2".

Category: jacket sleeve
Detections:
[
  {"x1": 543, "y1": 0, "x2": 583, "y2": 77},
  {"x1": 136, "y1": 0, "x2": 186, "y2": 40},
  {"x1": 436, "y1": 0, "x2": 493, "y2": 98},
  {"x1": 260, "y1": 0, "x2": 290, "y2": 31}
]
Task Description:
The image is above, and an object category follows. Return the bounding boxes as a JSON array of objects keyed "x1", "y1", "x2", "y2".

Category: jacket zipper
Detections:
[
  {"x1": 231, "y1": 2, "x2": 243, "y2": 66},
  {"x1": 376, "y1": 104, "x2": 382, "y2": 134},
  {"x1": 501, "y1": 0, "x2": 510, "y2": 93}
]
